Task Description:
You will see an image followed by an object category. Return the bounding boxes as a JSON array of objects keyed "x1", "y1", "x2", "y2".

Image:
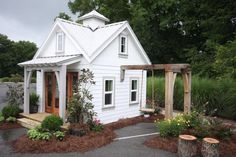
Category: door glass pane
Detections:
[
  {"x1": 105, "y1": 93, "x2": 112, "y2": 105},
  {"x1": 72, "y1": 74, "x2": 78, "y2": 92},
  {"x1": 105, "y1": 80, "x2": 113, "y2": 91},
  {"x1": 132, "y1": 80, "x2": 137, "y2": 90},
  {"x1": 131, "y1": 91, "x2": 137, "y2": 102},
  {"x1": 47, "y1": 74, "x2": 52, "y2": 107},
  {"x1": 55, "y1": 77, "x2": 59, "y2": 108}
]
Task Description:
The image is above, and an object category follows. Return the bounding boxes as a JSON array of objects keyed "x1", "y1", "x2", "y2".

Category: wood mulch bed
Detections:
[
  {"x1": 0, "y1": 122, "x2": 22, "y2": 130},
  {"x1": 12, "y1": 114, "x2": 164, "y2": 153},
  {"x1": 144, "y1": 134, "x2": 236, "y2": 157}
]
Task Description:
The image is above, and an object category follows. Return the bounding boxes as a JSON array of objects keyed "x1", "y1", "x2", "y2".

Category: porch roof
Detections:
[{"x1": 18, "y1": 54, "x2": 81, "y2": 67}]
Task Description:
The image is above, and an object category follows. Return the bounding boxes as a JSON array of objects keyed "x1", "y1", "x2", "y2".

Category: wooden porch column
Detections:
[
  {"x1": 165, "y1": 71, "x2": 177, "y2": 119},
  {"x1": 23, "y1": 68, "x2": 32, "y2": 114},
  {"x1": 58, "y1": 65, "x2": 67, "y2": 121},
  {"x1": 182, "y1": 71, "x2": 191, "y2": 114}
]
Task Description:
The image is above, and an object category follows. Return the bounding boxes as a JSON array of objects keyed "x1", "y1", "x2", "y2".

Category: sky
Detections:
[{"x1": 0, "y1": 0, "x2": 77, "y2": 46}]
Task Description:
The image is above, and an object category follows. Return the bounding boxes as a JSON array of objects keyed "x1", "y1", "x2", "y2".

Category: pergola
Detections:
[{"x1": 120, "y1": 64, "x2": 191, "y2": 119}]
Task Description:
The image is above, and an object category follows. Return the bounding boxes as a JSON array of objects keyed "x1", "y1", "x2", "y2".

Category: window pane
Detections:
[
  {"x1": 121, "y1": 37, "x2": 126, "y2": 53},
  {"x1": 105, "y1": 93, "x2": 112, "y2": 105},
  {"x1": 131, "y1": 91, "x2": 137, "y2": 102},
  {"x1": 121, "y1": 45, "x2": 125, "y2": 53},
  {"x1": 132, "y1": 80, "x2": 137, "y2": 90},
  {"x1": 57, "y1": 34, "x2": 63, "y2": 51},
  {"x1": 105, "y1": 80, "x2": 113, "y2": 91}
]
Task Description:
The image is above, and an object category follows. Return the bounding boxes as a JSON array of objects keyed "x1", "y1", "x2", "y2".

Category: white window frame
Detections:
[
  {"x1": 103, "y1": 77, "x2": 115, "y2": 108},
  {"x1": 130, "y1": 78, "x2": 139, "y2": 104},
  {"x1": 119, "y1": 35, "x2": 128, "y2": 55},
  {"x1": 56, "y1": 32, "x2": 65, "y2": 54}
]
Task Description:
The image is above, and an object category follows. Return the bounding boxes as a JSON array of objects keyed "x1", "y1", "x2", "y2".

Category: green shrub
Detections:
[
  {"x1": 9, "y1": 74, "x2": 23, "y2": 83},
  {"x1": 0, "y1": 116, "x2": 4, "y2": 123},
  {"x1": 6, "y1": 116, "x2": 16, "y2": 123},
  {"x1": 41, "y1": 115, "x2": 63, "y2": 131},
  {"x1": 31, "y1": 77, "x2": 36, "y2": 83},
  {"x1": 1, "y1": 77, "x2": 10, "y2": 82},
  {"x1": 147, "y1": 76, "x2": 236, "y2": 120},
  {"x1": 2, "y1": 105, "x2": 20, "y2": 118},
  {"x1": 30, "y1": 93, "x2": 39, "y2": 106},
  {"x1": 88, "y1": 119, "x2": 104, "y2": 132},
  {"x1": 53, "y1": 131, "x2": 65, "y2": 141},
  {"x1": 27, "y1": 126, "x2": 52, "y2": 141}
]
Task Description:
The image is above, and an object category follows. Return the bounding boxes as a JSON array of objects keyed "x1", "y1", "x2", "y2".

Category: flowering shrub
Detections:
[{"x1": 89, "y1": 118, "x2": 104, "y2": 132}]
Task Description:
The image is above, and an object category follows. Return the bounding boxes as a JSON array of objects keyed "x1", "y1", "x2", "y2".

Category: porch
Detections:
[
  {"x1": 18, "y1": 54, "x2": 81, "y2": 121},
  {"x1": 17, "y1": 112, "x2": 69, "y2": 129}
]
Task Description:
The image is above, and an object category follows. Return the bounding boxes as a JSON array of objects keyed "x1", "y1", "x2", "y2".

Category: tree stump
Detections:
[
  {"x1": 201, "y1": 137, "x2": 219, "y2": 157},
  {"x1": 178, "y1": 134, "x2": 197, "y2": 157}
]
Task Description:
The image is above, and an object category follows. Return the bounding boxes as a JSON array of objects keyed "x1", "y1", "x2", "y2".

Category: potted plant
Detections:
[{"x1": 30, "y1": 93, "x2": 39, "y2": 113}]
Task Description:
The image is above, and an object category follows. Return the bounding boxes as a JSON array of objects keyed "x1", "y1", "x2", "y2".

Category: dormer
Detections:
[{"x1": 78, "y1": 10, "x2": 110, "y2": 30}]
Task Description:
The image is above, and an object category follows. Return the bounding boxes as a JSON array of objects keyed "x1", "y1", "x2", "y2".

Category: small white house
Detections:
[{"x1": 19, "y1": 10, "x2": 151, "y2": 124}]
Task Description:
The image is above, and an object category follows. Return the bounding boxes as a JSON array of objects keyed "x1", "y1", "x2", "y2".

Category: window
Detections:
[
  {"x1": 119, "y1": 35, "x2": 127, "y2": 55},
  {"x1": 56, "y1": 32, "x2": 65, "y2": 53},
  {"x1": 103, "y1": 78, "x2": 115, "y2": 107},
  {"x1": 130, "y1": 78, "x2": 138, "y2": 104}
]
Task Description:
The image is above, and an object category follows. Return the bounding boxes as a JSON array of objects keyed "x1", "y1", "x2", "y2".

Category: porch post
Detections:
[
  {"x1": 39, "y1": 69, "x2": 45, "y2": 112},
  {"x1": 23, "y1": 67, "x2": 32, "y2": 114},
  {"x1": 59, "y1": 65, "x2": 67, "y2": 121},
  {"x1": 182, "y1": 71, "x2": 191, "y2": 114}
]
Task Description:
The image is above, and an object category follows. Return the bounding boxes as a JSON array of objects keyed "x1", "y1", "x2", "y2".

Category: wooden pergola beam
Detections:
[{"x1": 121, "y1": 64, "x2": 190, "y2": 71}]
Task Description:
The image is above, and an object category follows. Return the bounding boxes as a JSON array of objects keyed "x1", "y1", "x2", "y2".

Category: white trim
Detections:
[
  {"x1": 56, "y1": 32, "x2": 65, "y2": 54},
  {"x1": 119, "y1": 35, "x2": 128, "y2": 55},
  {"x1": 102, "y1": 77, "x2": 115, "y2": 108},
  {"x1": 129, "y1": 77, "x2": 139, "y2": 104}
]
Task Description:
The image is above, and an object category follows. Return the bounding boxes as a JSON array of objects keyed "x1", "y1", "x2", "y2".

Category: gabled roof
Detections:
[
  {"x1": 34, "y1": 17, "x2": 151, "y2": 64},
  {"x1": 78, "y1": 10, "x2": 110, "y2": 22}
]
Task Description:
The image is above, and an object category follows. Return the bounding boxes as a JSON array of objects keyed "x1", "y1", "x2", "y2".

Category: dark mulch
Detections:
[
  {"x1": 12, "y1": 114, "x2": 164, "y2": 153},
  {"x1": 12, "y1": 127, "x2": 116, "y2": 153},
  {"x1": 144, "y1": 134, "x2": 236, "y2": 157},
  {"x1": 106, "y1": 114, "x2": 164, "y2": 130},
  {"x1": 0, "y1": 122, "x2": 22, "y2": 130}
]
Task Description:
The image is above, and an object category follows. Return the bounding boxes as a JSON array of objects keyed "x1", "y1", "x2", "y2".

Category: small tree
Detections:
[{"x1": 67, "y1": 69, "x2": 96, "y2": 124}]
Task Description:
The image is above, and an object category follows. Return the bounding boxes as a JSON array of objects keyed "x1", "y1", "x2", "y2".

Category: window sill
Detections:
[
  {"x1": 118, "y1": 53, "x2": 128, "y2": 58},
  {"x1": 129, "y1": 102, "x2": 139, "y2": 105},
  {"x1": 102, "y1": 105, "x2": 115, "y2": 110}
]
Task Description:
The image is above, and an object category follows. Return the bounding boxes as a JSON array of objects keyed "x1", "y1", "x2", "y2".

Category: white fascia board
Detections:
[
  {"x1": 90, "y1": 21, "x2": 152, "y2": 64},
  {"x1": 33, "y1": 21, "x2": 58, "y2": 59}
]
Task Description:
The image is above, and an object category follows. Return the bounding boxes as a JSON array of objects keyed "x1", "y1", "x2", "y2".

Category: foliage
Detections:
[
  {"x1": 88, "y1": 118, "x2": 104, "y2": 132},
  {"x1": 30, "y1": 93, "x2": 39, "y2": 106},
  {"x1": 2, "y1": 105, "x2": 21, "y2": 119},
  {"x1": 0, "y1": 112, "x2": 4, "y2": 123},
  {"x1": 1, "y1": 77, "x2": 10, "y2": 82},
  {"x1": 27, "y1": 126, "x2": 52, "y2": 141},
  {"x1": 54, "y1": 12, "x2": 72, "y2": 21},
  {"x1": 156, "y1": 112, "x2": 232, "y2": 139},
  {"x1": 41, "y1": 115, "x2": 63, "y2": 132},
  {"x1": 6, "y1": 116, "x2": 17, "y2": 123},
  {"x1": 6, "y1": 83, "x2": 24, "y2": 106},
  {"x1": 147, "y1": 76, "x2": 236, "y2": 120},
  {"x1": 66, "y1": 0, "x2": 236, "y2": 79},
  {"x1": 9, "y1": 74, "x2": 23, "y2": 82},
  {"x1": 67, "y1": 69, "x2": 96, "y2": 124},
  {"x1": 0, "y1": 34, "x2": 37, "y2": 77},
  {"x1": 53, "y1": 131, "x2": 65, "y2": 141}
]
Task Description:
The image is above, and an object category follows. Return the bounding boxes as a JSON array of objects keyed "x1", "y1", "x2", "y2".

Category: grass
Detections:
[{"x1": 147, "y1": 76, "x2": 236, "y2": 120}]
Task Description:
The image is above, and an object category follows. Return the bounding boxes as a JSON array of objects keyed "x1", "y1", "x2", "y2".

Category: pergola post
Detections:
[
  {"x1": 23, "y1": 68, "x2": 32, "y2": 114},
  {"x1": 165, "y1": 71, "x2": 177, "y2": 119},
  {"x1": 39, "y1": 69, "x2": 45, "y2": 112},
  {"x1": 58, "y1": 65, "x2": 67, "y2": 121},
  {"x1": 182, "y1": 71, "x2": 191, "y2": 114}
]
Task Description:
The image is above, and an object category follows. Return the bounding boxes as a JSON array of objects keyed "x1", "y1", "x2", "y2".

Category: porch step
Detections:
[{"x1": 17, "y1": 118, "x2": 41, "y2": 129}]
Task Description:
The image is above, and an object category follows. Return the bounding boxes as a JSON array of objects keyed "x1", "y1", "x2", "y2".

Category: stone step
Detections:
[{"x1": 17, "y1": 118, "x2": 41, "y2": 129}]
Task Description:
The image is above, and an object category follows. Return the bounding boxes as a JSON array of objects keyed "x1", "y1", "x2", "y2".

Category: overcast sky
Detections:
[{"x1": 0, "y1": 0, "x2": 77, "y2": 46}]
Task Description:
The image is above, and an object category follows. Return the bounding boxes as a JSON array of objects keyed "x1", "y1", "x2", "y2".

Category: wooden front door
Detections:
[{"x1": 45, "y1": 72, "x2": 59, "y2": 115}]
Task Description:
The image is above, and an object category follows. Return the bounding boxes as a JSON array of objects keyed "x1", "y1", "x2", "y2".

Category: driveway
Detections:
[{"x1": 0, "y1": 123, "x2": 176, "y2": 157}]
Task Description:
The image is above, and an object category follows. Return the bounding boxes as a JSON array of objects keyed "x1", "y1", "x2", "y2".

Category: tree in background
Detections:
[
  {"x1": 0, "y1": 34, "x2": 37, "y2": 77},
  {"x1": 54, "y1": 12, "x2": 72, "y2": 21},
  {"x1": 66, "y1": 0, "x2": 236, "y2": 79}
]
